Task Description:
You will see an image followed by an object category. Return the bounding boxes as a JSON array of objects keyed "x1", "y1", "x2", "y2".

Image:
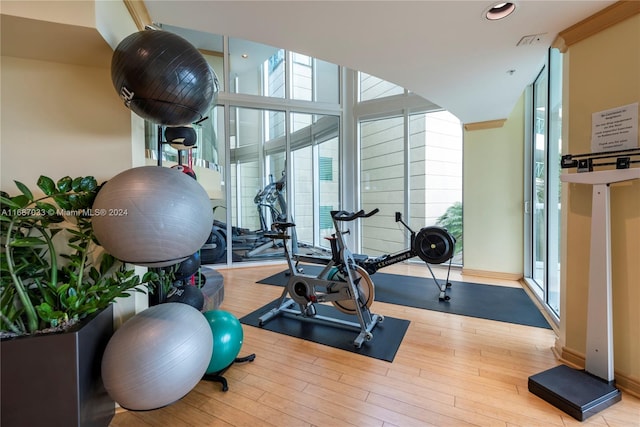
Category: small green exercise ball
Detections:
[{"x1": 203, "y1": 310, "x2": 244, "y2": 374}]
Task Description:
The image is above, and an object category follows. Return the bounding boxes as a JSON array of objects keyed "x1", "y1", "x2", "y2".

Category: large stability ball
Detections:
[
  {"x1": 111, "y1": 30, "x2": 219, "y2": 125},
  {"x1": 203, "y1": 310, "x2": 244, "y2": 374},
  {"x1": 92, "y1": 166, "x2": 213, "y2": 267},
  {"x1": 101, "y1": 303, "x2": 213, "y2": 411}
]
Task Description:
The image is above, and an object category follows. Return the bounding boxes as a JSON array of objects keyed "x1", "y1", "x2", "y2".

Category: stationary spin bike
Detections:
[{"x1": 258, "y1": 209, "x2": 384, "y2": 348}]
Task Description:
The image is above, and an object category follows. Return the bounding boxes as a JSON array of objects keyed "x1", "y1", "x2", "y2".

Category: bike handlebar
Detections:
[
  {"x1": 362, "y1": 208, "x2": 380, "y2": 218},
  {"x1": 331, "y1": 208, "x2": 379, "y2": 221}
]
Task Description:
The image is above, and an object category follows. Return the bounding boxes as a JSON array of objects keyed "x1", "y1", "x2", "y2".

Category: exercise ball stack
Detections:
[
  {"x1": 92, "y1": 166, "x2": 213, "y2": 267},
  {"x1": 203, "y1": 310, "x2": 244, "y2": 373},
  {"x1": 111, "y1": 29, "x2": 219, "y2": 125},
  {"x1": 101, "y1": 303, "x2": 213, "y2": 411}
]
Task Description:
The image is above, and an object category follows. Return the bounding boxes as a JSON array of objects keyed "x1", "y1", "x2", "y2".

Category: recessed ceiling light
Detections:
[
  {"x1": 485, "y1": 2, "x2": 516, "y2": 20},
  {"x1": 241, "y1": 54, "x2": 248, "y2": 59}
]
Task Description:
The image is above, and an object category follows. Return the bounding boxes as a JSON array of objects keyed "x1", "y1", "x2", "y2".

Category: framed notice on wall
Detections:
[{"x1": 591, "y1": 102, "x2": 638, "y2": 153}]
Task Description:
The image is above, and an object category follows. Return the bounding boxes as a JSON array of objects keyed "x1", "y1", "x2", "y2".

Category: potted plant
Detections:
[
  {"x1": 0, "y1": 175, "x2": 157, "y2": 427},
  {"x1": 436, "y1": 201, "x2": 463, "y2": 255}
]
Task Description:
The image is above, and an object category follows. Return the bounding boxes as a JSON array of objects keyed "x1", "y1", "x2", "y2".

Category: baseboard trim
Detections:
[
  {"x1": 461, "y1": 268, "x2": 523, "y2": 281},
  {"x1": 555, "y1": 345, "x2": 640, "y2": 399}
]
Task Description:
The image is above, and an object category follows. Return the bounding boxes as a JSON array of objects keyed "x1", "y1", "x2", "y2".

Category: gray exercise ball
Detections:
[
  {"x1": 101, "y1": 303, "x2": 213, "y2": 411},
  {"x1": 92, "y1": 166, "x2": 213, "y2": 267}
]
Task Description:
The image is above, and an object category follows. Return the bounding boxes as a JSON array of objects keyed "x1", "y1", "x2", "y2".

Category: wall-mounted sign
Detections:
[{"x1": 591, "y1": 102, "x2": 638, "y2": 153}]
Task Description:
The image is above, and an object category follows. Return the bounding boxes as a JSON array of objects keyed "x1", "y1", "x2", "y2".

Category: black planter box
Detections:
[{"x1": 1, "y1": 305, "x2": 115, "y2": 427}]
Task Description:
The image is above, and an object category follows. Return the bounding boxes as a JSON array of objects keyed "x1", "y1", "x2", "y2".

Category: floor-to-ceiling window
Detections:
[
  {"x1": 357, "y1": 79, "x2": 463, "y2": 263},
  {"x1": 225, "y1": 44, "x2": 341, "y2": 263},
  {"x1": 230, "y1": 106, "x2": 286, "y2": 235},
  {"x1": 525, "y1": 48, "x2": 562, "y2": 318},
  {"x1": 147, "y1": 25, "x2": 462, "y2": 268},
  {"x1": 170, "y1": 30, "x2": 342, "y2": 264},
  {"x1": 359, "y1": 72, "x2": 404, "y2": 101},
  {"x1": 360, "y1": 116, "x2": 406, "y2": 256},
  {"x1": 410, "y1": 111, "x2": 464, "y2": 262},
  {"x1": 290, "y1": 113, "x2": 340, "y2": 249}
]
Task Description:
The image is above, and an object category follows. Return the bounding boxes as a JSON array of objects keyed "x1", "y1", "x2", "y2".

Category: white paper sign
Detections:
[{"x1": 591, "y1": 102, "x2": 638, "y2": 153}]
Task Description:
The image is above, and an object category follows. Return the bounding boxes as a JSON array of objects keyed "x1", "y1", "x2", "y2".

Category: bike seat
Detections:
[
  {"x1": 272, "y1": 221, "x2": 296, "y2": 231},
  {"x1": 263, "y1": 232, "x2": 290, "y2": 240}
]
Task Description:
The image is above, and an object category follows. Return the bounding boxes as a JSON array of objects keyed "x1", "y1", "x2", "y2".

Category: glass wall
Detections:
[
  {"x1": 230, "y1": 107, "x2": 285, "y2": 231},
  {"x1": 224, "y1": 35, "x2": 342, "y2": 262},
  {"x1": 360, "y1": 116, "x2": 406, "y2": 256},
  {"x1": 144, "y1": 105, "x2": 224, "y2": 202},
  {"x1": 317, "y1": 136, "x2": 340, "y2": 243},
  {"x1": 359, "y1": 109, "x2": 463, "y2": 261},
  {"x1": 205, "y1": 107, "x2": 227, "y2": 264},
  {"x1": 360, "y1": 72, "x2": 404, "y2": 101},
  {"x1": 290, "y1": 54, "x2": 339, "y2": 104},
  {"x1": 147, "y1": 25, "x2": 462, "y2": 269},
  {"x1": 229, "y1": 38, "x2": 284, "y2": 97},
  {"x1": 290, "y1": 113, "x2": 340, "y2": 249},
  {"x1": 410, "y1": 111, "x2": 463, "y2": 260},
  {"x1": 313, "y1": 59, "x2": 340, "y2": 104}
]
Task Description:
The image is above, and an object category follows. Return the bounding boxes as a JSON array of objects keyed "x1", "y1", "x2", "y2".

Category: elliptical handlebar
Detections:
[{"x1": 331, "y1": 208, "x2": 379, "y2": 222}]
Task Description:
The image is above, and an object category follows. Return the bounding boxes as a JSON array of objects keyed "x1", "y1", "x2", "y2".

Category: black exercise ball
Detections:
[
  {"x1": 111, "y1": 30, "x2": 219, "y2": 125},
  {"x1": 166, "y1": 285, "x2": 205, "y2": 311},
  {"x1": 174, "y1": 252, "x2": 201, "y2": 280},
  {"x1": 165, "y1": 126, "x2": 197, "y2": 148}
]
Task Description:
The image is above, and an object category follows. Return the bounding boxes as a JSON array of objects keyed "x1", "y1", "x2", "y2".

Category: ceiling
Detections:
[{"x1": 143, "y1": 0, "x2": 615, "y2": 125}]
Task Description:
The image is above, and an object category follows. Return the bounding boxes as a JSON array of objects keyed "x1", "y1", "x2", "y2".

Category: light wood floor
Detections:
[{"x1": 110, "y1": 262, "x2": 640, "y2": 426}]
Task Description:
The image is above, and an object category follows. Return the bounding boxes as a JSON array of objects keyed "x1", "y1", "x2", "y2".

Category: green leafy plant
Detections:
[
  {"x1": 1, "y1": 175, "x2": 157, "y2": 336},
  {"x1": 436, "y1": 201, "x2": 463, "y2": 254}
]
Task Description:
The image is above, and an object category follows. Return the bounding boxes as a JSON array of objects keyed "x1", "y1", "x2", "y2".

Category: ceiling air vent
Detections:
[{"x1": 517, "y1": 33, "x2": 546, "y2": 46}]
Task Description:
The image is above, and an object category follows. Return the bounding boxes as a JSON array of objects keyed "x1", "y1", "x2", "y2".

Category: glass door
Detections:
[
  {"x1": 527, "y1": 48, "x2": 562, "y2": 318},
  {"x1": 532, "y1": 67, "x2": 548, "y2": 293}
]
